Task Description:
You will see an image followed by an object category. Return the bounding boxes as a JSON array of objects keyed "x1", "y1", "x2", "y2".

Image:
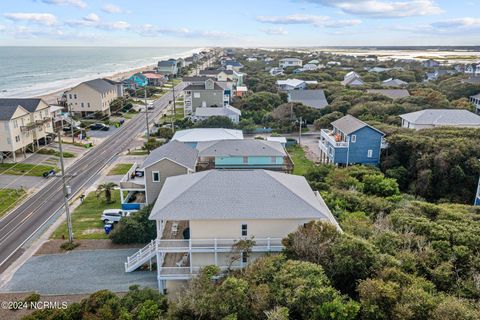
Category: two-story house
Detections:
[
  {"x1": 157, "y1": 59, "x2": 178, "y2": 76},
  {"x1": 319, "y1": 115, "x2": 384, "y2": 166},
  {"x1": 124, "y1": 169, "x2": 340, "y2": 292},
  {"x1": 279, "y1": 58, "x2": 302, "y2": 69},
  {"x1": 183, "y1": 78, "x2": 228, "y2": 117},
  {"x1": 0, "y1": 98, "x2": 53, "y2": 162},
  {"x1": 65, "y1": 79, "x2": 117, "y2": 117}
]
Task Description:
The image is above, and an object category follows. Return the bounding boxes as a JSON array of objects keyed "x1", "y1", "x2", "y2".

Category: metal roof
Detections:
[
  {"x1": 141, "y1": 140, "x2": 198, "y2": 170},
  {"x1": 196, "y1": 139, "x2": 286, "y2": 157},
  {"x1": 400, "y1": 109, "x2": 480, "y2": 126},
  {"x1": 149, "y1": 169, "x2": 339, "y2": 225},
  {"x1": 172, "y1": 128, "x2": 244, "y2": 143},
  {"x1": 288, "y1": 90, "x2": 329, "y2": 109}
]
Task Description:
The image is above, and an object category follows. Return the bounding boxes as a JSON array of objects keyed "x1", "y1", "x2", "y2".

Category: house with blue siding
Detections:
[
  {"x1": 318, "y1": 115, "x2": 384, "y2": 166},
  {"x1": 127, "y1": 73, "x2": 148, "y2": 88},
  {"x1": 196, "y1": 139, "x2": 293, "y2": 172}
]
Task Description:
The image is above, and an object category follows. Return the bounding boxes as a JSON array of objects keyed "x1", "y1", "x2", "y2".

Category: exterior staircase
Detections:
[{"x1": 125, "y1": 239, "x2": 158, "y2": 272}]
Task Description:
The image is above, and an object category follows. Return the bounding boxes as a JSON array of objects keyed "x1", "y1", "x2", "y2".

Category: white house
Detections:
[
  {"x1": 382, "y1": 78, "x2": 408, "y2": 88},
  {"x1": 279, "y1": 58, "x2": 303, "y2": 69},
  {"x1": 276, "y1": 79, "x2": 317, "y2": 91},
  {"x1": 269, "y1": 67, "x2": 284, "y2": 76},
  {"x1": 469, "y1": 93, "x2": 480, "y2": 113},
  {"x1": 302, "y1": 64, "x2": 318, "y2": 71},
  {"x1": 124, "y1": 169, "x2": 340, "y2": 293},
  {"x1": 400, "y1": 109, "x2": 480, "y2": 130}
]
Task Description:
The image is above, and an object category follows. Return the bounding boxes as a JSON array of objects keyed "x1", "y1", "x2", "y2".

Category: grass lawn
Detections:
[
  {"x1": 0, "y1": 163, "x2": 57, "y2": 177},
  {"x1": 287, "y1": 145, "x2": 316, "y2": 176},
  {"x1": 160, "y1": 107, "x2": 184, "y2": 124},
  {"x1": 37, "y1": 148, "x2": 75, "y2": 158},
  {"x1": 52, "y1": 190, "x2": 122, "y2": 240},
  {"x1": 108, "y1": 163, "x2": 133, "y2": 176},
  {"x1": 0, "y1": 189, "x2": 27, "y2": 217},
  {"x1": 128, "y1": 150, "x2": 149, "y2": 155}
]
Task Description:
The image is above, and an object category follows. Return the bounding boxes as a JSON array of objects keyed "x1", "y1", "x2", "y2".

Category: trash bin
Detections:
[{"x1": 104, "y1": 223, "x2": 113, "y2": 235}]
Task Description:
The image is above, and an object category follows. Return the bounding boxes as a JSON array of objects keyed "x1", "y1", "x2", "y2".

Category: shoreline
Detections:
[{"x1": 6, "y1": 47, "x2": 207, "y2": 105}]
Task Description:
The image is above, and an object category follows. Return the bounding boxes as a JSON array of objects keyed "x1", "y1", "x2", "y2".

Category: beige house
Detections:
[
  {"x1": 124, "y1": 169, "x2": 339, "y2": 293},
  {"x1": 65, "y1": 79, "x2": 117, "y2": 117},
  {"x1": 0, "y1": 99, "x2": 53, "y2": 162},
  {"x1": 119, "y1": 141, "x2": 198, "y2": 210}
]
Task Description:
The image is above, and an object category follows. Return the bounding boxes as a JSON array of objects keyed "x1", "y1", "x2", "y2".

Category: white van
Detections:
[{"x1": 100, "y1": 209, "x2": 131, "y2": 223}]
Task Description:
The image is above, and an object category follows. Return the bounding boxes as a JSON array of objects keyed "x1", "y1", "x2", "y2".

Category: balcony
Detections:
[
  {"x1": 119, "y1": 163, "x2": 145, "y2": 190},
  {"x1": 320, "y1": 129, "x2": 349, "y2": 148}
]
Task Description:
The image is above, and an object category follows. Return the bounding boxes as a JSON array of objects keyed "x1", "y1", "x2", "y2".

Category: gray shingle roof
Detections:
[
  {"x1": 0, "y1": 104, "x2": 25, "y2": 120},
  {"x1": 83, "y1": 79, "x2": 115, "y2": 94},
  {"x1": 367, "y1": 89, "x2": 410, "y2": 100},
  {"x1": 400, "y1": 109, "x2": 480, "y2": 126},
  {"x1": 195, "y1": 106, "x2": 241, "y2": 117},
  {"x1": 196, "y1": 139, "x2": 286, "y2": 157},
  {"x1": 149, "y1": 170, "x2": 339, "y2": 225},
  {"x1": 141, "y1": 140, "x2": 198, "y2": 170},
  {"x1": 332, "y1": 114, "x2": 384, "y2": 135},
  {"x1": 199, "y1": 69, "x2": 234, "y2": 75},
  {"x1": 184, "y1": 83, "x2": 224, "y2": 91},
  {"x1": 288, "y1": 90, "x2": 329, "y2": 109},
  {"x1": 158, "y1": 60, "x2": 176, "y2": 67},
  {"x1": 0, "y1": 98, "x2": 43, "y2": 113}
]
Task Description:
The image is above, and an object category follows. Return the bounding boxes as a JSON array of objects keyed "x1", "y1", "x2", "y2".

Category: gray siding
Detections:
[
  {"x1": 145, "y1": 159, "x2": 189, "y2": 204},
  {"x1": 191, "y1": 89, "x2": 224, "y2": 110}
]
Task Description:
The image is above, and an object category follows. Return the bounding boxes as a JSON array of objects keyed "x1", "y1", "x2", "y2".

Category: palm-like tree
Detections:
[{"x1": 96, "y1": 182, "x2": 117, "y2": 204}]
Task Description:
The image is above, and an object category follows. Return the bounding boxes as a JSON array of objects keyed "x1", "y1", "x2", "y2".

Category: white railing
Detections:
[
  {"x1": 125, "y1": 239, "x2": 157, "y2": 272},
  {"x1": 119, "y1": 163, "x2": 145, "y2": 190},
  {"x1": 155, "y1": 237, "x2": 283, "y2": 253},
  {"x1": 320, "y1": 129, "x2": 349, "y2": 148},
  {"x1": 159, "y1": 266, "x2": 243, "y2": 279}
]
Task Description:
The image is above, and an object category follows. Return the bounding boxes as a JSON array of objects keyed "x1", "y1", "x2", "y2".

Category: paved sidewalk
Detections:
[{"x1": 0, "y1": 249, "x2": 157, "y2": 294}]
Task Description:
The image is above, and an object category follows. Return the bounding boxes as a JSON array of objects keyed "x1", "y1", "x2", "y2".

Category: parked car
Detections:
[
  {"x1": 100, "y1": 209, "x2": 131, "y2": 223},
  {"x1": 89, "y1": 123, "x2": 110, "y2": 131}
]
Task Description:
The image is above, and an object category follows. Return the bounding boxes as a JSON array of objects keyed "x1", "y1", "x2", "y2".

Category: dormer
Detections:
[{"x1": 205, "y1": 78, "x2": 215, "y2": 90}]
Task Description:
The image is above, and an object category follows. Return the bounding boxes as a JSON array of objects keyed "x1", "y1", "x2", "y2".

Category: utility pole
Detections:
[
  {"x1": 68, "y1": 103, "x2": 74, "y2": 143},
  {"x1": 58, "y1": 133, "x2": 73, "y2": 243},
  {"x1": 298, "y1": 116, "x2": 302, "y2": 146},
  {"x1": 144, "y1": 86, "x2": 150, "y2": 139}
]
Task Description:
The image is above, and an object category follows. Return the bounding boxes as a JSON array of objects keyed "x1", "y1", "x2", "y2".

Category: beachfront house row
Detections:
[
  {"x1": 319, "y1": 114, "x2": 384, "y2": 166},
  {"x1": 157, "y1": 59, "x2": 178, "y2": 76},
  {"x1": 125, "y1": 169, "x2": 340, "y2": 293},
  {"x1": 183, "y1": 78, "x2": 228, "y2": 117},
  {"x1": 470, "y1": 93, "x2": 480, "y2": 113},
  {"x1": 65, "y1": 79, "x2": 117, "y2": 117},
  {"x1": 399, "y1": 109, "x2": 480, "y2": 130},
  {"x1": 0, "y1": 98, "x2": 54, "y2": 162},
  {"x1": 279, "y1": 58, "x2": 303, "y2": 69}
]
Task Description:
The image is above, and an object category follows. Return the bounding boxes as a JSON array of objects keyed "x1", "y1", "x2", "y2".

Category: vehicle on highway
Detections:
[
  {"x1": 100, "y1": 209, "x2": 131, "y2": 223},
  {"x1": 89, "y1": 123, "x2": 110, "y2": 131}
]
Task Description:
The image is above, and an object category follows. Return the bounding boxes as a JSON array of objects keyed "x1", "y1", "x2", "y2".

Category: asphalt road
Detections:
[{"x1": 0, "y1": 83, "x2": 185, "y2": 273}]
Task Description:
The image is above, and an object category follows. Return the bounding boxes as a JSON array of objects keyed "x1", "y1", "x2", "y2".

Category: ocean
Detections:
[{"x1": 0, "y1": 46, "x2": 202, "y2": 98}]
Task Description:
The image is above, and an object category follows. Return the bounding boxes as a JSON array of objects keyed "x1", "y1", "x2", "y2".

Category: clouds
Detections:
[
  {"x1": 301, "y1": 0, "x2": 443, "y2": 18},
  {"x1": 431, "y1": 17, "x2": 480, "y2": 28},
  {"x1": 102, "y1": 4, "x2": 125, "y2": 14},
  {"x1": 4, "y1": 12, "x2": 57, "y2": 26},
  {"x1": 41, "y1": 0, "x2": 87, "y2": 9},
  {"x1": 135, "y1": 24, "x2": 228, "y2": 38},
  {"x1": 256, "y1": 14, "x2": 361, "y2": 29},
  {"x1": 260, "y1": 27, "x2": 288, "y2": 35}
]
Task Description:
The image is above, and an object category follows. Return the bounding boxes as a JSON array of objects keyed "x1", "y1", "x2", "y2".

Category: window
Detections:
[
  {"x1": 367, "y1": 149, "x2": 373, "y2": 158},
  {"x1": 351, "y1": 135, "x2": 356, "y2": 143},
  {"x1": 81, "y1": 102, "x2": 84, "y2": 108},
  {"x1": 74, "y1": 94, "x2": 77, "y2": 99},
  {"x1": 243, "y1": 156, "x2": 248, "y2": 164},
  {"x1": 15, "y1": 135, "x2": 20, "y2": 142},
  {"x1": 13, "y1": 120, "x2": 18, "y2": 128},
  {"x1": 241, "y1": 224, "x2": 248, "y2": 237},
  {"x1": 193, "y1": 92, "x2": 200, "y2": 98},
  {"x1": 87, "y1": 103, "x2": 91, "y2": 108},
  {"x1": 241, "y1": 252, "x2": 248, "y2": 264},
  {"x1": 69, "y1": 94, "x2": 72, "y2": 99},
  {"x1": 7, "y1": 137, "x2": 11, "y2": 144},
  {"x1": 152, "y1": 171, "x2": 160, "y2": 182}
]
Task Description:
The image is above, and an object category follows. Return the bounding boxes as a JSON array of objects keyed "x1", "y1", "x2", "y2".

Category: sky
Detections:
[{"x1": 0, "y1": 0, "x2": 479, "y2": 47}]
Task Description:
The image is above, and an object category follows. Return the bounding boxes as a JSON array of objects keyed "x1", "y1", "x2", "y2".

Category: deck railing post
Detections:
[
  {"x1": 214, "y1": 238, "x2": 218, "y2": 266},
  {"x1": 267, "y1": 237, "x2": 271, "y2": 251}
]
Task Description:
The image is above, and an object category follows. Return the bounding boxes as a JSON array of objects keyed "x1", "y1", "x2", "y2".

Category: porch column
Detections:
[{"x1": 120, "y1": 190, "x2": 125, "y2": 204}]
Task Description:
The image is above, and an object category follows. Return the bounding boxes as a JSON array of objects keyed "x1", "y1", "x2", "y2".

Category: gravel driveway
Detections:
[{"x1": 0, "y1": 249, "x2": 157, "y2": 294}]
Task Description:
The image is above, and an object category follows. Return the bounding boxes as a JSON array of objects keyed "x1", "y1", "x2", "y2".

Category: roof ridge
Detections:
[{"x1": 262, "y1": 170, "x2": 328, "y2": 218}]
